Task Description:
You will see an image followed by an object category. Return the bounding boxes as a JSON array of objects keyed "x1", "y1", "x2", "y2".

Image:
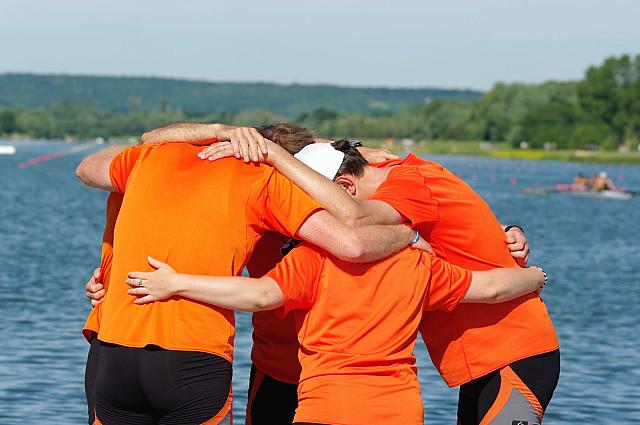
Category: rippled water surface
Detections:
[{"x1": 1, "y1": 141, "x2": 639, "y2": 423}]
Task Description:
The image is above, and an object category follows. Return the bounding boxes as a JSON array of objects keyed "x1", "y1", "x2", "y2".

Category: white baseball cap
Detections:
[{"x1": 294, "y1": 143, "x2": 344, "y2": 180}]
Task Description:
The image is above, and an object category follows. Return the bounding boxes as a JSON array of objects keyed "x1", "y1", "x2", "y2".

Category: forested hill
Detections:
[{"x1": 0, "y1": 73, "x2": 481, "y2": 115}]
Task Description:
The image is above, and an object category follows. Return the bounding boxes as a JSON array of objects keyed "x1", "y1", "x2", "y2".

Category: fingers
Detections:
[
  {"x1": 229, "y1": 135, "x2": 241, "y2": 159},
  {"x1": 134, "y1": 295, "x2": 156, "y2": 305},
  {"x1": 198, "y1": 143, "x2": 235, "y2": 161},
  {"x1": 237, "y1": 127, "x2": 252, "y2": 162},
  {"x1": 379, "y1": 149, "x2": 399, "y2": 160},
  {"x1": 242, "y1": 127, "x2": 260, "y2": 162},
  {"x1": 93, "y1": 267, "x2": 101, "y2": 280},
  {"x1": 127, "y1": 272, "x2": 151, "y2": 281},
  {"x1": 251, "y1": 128, "x2": 269, "y2": 155},
  {"x1": 125, "y1": 278, "x2": 140, "y2": 287},
  {"x1": 147, "y1": 256, "x2": 165, "y2": 270},
  {"x1": 127, "y1": 287, "x2": 150, "y2": 296},
  {"x1": 86, "y1": 282, "x2": 104, "y2": 294},
  {"x1": 86, "y1": 286, "x2": 105, "y2": 303},
  {"x1": 507, "y1": 241, "x2": 525, "y2": 252}
]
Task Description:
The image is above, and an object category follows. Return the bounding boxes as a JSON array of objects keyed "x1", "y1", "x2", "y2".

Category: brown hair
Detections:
[
  {"x1": 331, "y1": 139, "x2": 369, "y2": 179},
  {"x1": 256, "y1": 123, "x2": 315, "y2": 155}
]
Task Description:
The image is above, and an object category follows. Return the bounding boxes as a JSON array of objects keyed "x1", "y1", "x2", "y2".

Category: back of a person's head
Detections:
[
  {"x1": 331, "y1": 140, "x2": 369, "y2": 179},
  {"x1": 256, "y1": 123, "x2": 315, "y2": 155}
]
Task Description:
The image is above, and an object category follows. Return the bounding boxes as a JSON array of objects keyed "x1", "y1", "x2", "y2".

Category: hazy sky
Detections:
[{"x1": 2, "y1": 0, "x2": 639, "y2": 90}]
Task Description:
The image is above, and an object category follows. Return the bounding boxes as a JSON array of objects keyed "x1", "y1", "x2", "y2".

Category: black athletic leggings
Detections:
[
  {"x1": 458, "y1": 349, "x2": 561, "y2": 425},
  {"x1": 93, "y1": 340, "x2": 232, "y2": 425},
  {"x1": 85, "y1": 335, "x2": 101, "y2": 424},
  {"x1": 246, "y1": 364, "x2": 298, "y2": 425}
]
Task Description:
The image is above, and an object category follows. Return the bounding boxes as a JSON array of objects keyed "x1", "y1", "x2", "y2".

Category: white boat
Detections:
[
  {"x1": 0, "y1": 145, "x2": 16, "y2": 155},
  {"x1": 570, "y1": 190, "x2": 632, "y2": 200}
]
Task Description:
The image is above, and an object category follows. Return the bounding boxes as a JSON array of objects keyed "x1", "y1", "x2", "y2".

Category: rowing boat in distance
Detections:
[{"x1": 521, "y1": 184, "x2": 636, "y2": 200}]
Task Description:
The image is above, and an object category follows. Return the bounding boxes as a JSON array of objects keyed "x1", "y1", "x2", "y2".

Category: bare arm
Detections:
[
  {"x1": 198, "y1": 140, "x2": 402, "y2": 226},
  {"x1": 75, "y1": 145, "x2": 127, "y2": 191},
  {"x1": 268, "y1": 143, "x2": 401, "y2": 227},
  {"x1": 140, "y1": 123, "x2": 269, "y2": 162},
  {"x1": 462, "y1": 267, "x2": 544, "y2": 304},
  {"x1": 296, "y1": 210, "x2": 427, "y2": 263},
  {"x1": 140, "y1": 123, "x2": 232, "y2": 145},
  {"x1": 126, "y1": 257, "x2": 283, "y2": 311}
]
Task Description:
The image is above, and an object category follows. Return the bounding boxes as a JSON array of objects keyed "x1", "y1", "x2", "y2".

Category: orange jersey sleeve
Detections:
[
  {"x1": 266, "y1": 243, "x2": 325, "y2": 317},
  {"x1": 260, "y1": 170, "x2": 323, "y2": 237},
  {"x1": 370, "y1": 166, "x2": 439, "y2": 228},
  {"x1": 109, "y1": 145, "x2": 148, "y2": 192},
  {"x1": 424, "y1": 255, "x2": 473, "y2": 312}
]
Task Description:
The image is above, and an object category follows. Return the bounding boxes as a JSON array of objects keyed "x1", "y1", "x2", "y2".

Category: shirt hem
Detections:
[
  {"x1": 96, "y1": 335, "x2": 234, "y2": 364},
  {"x1": 251, "y1": 358, "x2": 300, "y2": 385},
  {"x1": 444, "y1": 343, "x2": 560, "y2": 387}
]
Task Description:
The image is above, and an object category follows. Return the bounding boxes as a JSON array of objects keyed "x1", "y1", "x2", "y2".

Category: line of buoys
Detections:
[{"x1": 18, "y1": 142, "x2": 96, "y2": 169}]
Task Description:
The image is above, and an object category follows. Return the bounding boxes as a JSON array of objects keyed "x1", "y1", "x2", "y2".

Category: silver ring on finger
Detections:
[{"x1": 137, "y1": 279, "x2": 144, "y2": 287}]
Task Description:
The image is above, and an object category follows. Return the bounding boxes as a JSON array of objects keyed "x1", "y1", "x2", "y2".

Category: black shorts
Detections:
[
  {"x1": 85, "y1": 334, "x2": 100, "y2": 424},
  {"x1": 458, "y1": 349, "x2": 561, "y2": 425},
  {"x1": 246, "y1": 364, "x2": 298, "y2": 425},
  {"x1": 94, "y1": 340, "x2": 232, "y2": 425}
]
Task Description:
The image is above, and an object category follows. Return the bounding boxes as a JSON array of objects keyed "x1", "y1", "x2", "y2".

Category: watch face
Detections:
[{"x1": 349, "y1": 139, "x2": 363, "y2": 148}]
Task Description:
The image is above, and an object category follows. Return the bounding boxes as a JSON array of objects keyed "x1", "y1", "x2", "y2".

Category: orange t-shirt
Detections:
[
  {"x1": 371, "y1": 154, "x2": 559, "y2": 387},
  {"x1": 96, "y1": 143, "x2": 321, "y2": 361},
  {"x1": 246, "y1": 232, "x2": 302, "y2": 384},
  {"x1": 267, "y1": 243, "x2": 472, "y2": 425},
  {"x1": 82, "y1": 192, "x2": 123, "y2": 342}
]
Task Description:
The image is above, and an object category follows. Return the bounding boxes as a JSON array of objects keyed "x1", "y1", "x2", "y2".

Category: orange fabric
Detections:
[
  {"x1": 371, "y1": 154, "x2": 559, "y2": 387},
  {"x1": 97, "y1": 143, "x2": 321, "y2": 360},
  {"x1": 266, "y1": 243, "x2": 472, "y2": 425},
  {"x1": 478, "y1": 371, "x2": 512, "y2": 425},
  {"x1": 82, "y1": 192, "x2": 124, "y2": 342},
  {"x1": 501, "y1": 366, "x2": 544, "y2": 419},
  {"x1": 246, "y1": 232, "x2": 301, "y2": 384}
]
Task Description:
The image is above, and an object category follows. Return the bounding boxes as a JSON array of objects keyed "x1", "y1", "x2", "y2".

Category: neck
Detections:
[{"x1": 359, "y1": 166, "x2": 392, "y2": 199}]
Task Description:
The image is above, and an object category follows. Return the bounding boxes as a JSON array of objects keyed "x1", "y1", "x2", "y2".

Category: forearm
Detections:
[
  {"x1": 172, "y1": 274, "x2": 283, "y2": 312},
  {"x1": 139, "y1": 123, "x2": 234, "y2": 145},
  {"x1": 76, "y1": 145, "x2": 127, "y2": 190},
  {"x1": 464, "y1": 267, "x2": 544, "y2": 304},
  {"x1": 270, "y1": 148, "x2": 368, "y2": 225},
  {"x1": 297, "y1": 211, "x2": 414, "y2": 262},
  {"x1": 349, "y1": 224, "x2": 415, "y2": 262}
]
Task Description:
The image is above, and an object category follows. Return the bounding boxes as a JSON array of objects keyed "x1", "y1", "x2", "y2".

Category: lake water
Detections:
[{"x1": 1, "y1": 141, "x2": 639, "y2": 424}]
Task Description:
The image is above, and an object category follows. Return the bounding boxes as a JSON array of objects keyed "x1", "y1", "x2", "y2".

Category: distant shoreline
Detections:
[
  {"x1": 385, "y1": 140, "x2": 640, "y2": 165},
  {"x1": 3, "y1": 137, "x2": 639, "y2": 165}
]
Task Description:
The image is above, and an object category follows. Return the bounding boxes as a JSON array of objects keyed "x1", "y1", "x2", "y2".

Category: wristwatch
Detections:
[
  {"x1": 348, "y1": 139, "x2": 363, "y2": 148},
  {"x1": 530, "y1": 265, "x2": 548, "y2": 287},
  {"x1": 504, "y1": 224, "x2": 524, "y2": 233}
]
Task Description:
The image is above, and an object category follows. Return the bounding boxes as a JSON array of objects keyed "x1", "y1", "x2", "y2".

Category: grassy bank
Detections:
[{"x1": 380, "y1": 140, "x2": 640, "y2": 165}]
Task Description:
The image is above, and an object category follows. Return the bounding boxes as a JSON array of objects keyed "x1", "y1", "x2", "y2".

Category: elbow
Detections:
[
  {"x1": 75, "y1": 160, "x2": 89, "y2": 185},
  {"x1": 338, "y1": 232, "x2": 367, "y2": 262},
  {"x1": 339, "y1": 205, "x2": 366, "y2": 228},
  {"x1": 139, "y1": 131, "x2": 150, "y2": 145},
  {"x1": 484, "y1": 288, "x2": 503, "y2": 304}
]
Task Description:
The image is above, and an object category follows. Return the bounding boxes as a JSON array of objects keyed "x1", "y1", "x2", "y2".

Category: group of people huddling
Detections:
[{"x1": 76, "y1": 122, "x2": 560, "y2": 425}]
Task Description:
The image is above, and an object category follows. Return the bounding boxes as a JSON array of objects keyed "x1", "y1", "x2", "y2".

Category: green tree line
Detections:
[{"x1": 1, "y1": 54, "x2": 638, "y2": 150}]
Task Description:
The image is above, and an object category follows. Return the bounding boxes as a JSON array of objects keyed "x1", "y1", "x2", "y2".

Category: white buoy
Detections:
[{"x1": 0, "y1": 145, "x2": 16, "y2": 155}]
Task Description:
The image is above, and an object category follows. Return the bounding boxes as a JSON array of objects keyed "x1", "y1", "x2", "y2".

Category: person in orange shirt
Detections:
[
  {"x1": 106, "y1": 122, "x2": 532, "y2": 424},
  {"x1": 75, "y1": 124, "x2": 421, "y2": 425},
  {"x1": 118, "y1": 225, "x2": 546, "y2": 425},
  {"x1": 198, "y1": 138, "x2": 559, "y2": 425},
  {"x1": 82, "y1": 192, "x2": 122, "y2": 425}
]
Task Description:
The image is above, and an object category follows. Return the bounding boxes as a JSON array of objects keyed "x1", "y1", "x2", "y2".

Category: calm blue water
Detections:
[{"x1": 1, "y1": 141, "x2": 639, "y2": 424}]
